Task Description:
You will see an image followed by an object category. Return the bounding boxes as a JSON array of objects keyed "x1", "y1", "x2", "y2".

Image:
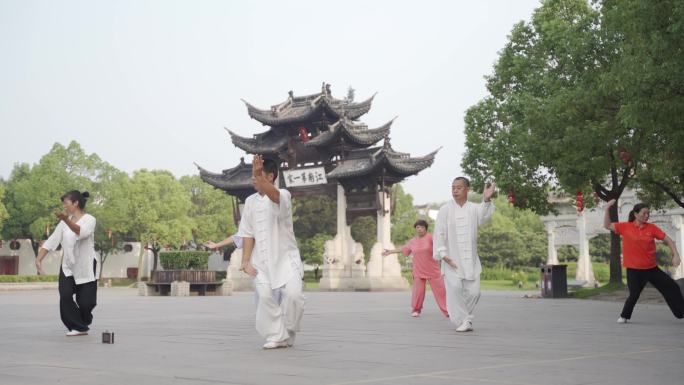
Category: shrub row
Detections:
[
  {"x1": 0, "y1": 275, "x2": 59, "y2": 282},
  {"x1": 159, "y1": 251, "x2": 211, "y2": 270}
]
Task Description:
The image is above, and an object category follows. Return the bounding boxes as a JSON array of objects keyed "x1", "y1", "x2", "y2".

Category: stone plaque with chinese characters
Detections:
[{"x1": 283, "y1": 167, "x2": 327, "y2": 187}]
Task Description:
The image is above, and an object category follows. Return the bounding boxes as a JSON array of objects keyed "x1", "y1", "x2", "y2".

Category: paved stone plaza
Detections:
[{"x1": 0, "y1": 288, "x2": 682, "y2": 385}]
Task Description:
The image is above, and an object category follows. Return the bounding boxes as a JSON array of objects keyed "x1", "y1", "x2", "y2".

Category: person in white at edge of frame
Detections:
[
  {"x1": 237, "y1": 155, "x2": 305, "y2": 349},
  {"x1": 433, "y1": 177, "x2": 496, "y2": 332}
]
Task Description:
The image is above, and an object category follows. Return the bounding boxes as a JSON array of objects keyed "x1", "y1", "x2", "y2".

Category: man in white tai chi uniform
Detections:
[
  {"x1": 433, "y1": 177, "x2": 495, "y2": 332},
  {"x1": 238, "y1": 155, "x2": 305, "y2": 349}
]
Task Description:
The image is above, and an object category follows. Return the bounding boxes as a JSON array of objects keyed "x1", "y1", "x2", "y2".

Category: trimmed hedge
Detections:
[
  {"x1": 159, "y1": 251, "x2": 210, "y2": 270},
  {"x1": 0, "y1": 275, "x2": 59, "y2": 282}
]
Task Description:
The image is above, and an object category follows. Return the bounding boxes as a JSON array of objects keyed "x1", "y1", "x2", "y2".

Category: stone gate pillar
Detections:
[
  {"x1": 576, "y1": 212, "x2": 595, "y2": 286},
  {"x1": 366, "y1": 188, "x2": 408, "y2": 290},
  {"x1": 545, "y1": 221, "x2": 559, "y2": 265},
  {"x1": 319, "y1": 183, "x2": 366, "y2": 290}
]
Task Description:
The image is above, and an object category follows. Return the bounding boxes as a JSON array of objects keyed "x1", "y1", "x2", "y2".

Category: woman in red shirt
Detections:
[
  {"x1": 604, "y1": 200, "x2": 683, "y2": 323},
  {"x1": 383, "y1": 220, "x2": 448, "y2": 318}
]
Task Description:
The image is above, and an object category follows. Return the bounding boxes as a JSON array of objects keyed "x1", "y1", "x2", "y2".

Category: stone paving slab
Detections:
[{"x1": 0, "y1": 288, "x2": 682, "y2": 385}]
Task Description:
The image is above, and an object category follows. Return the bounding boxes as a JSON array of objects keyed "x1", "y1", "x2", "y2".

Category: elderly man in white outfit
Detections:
[
  {"x1": 433, "y1": 177, "x2": 495, "y2": 332},
  {"x1": 238, "y1": 155, "x2": 305, "y2": 349}
]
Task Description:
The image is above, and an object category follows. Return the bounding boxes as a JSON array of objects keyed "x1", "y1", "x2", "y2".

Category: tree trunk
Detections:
[{"x1": 608, "y1": 204, "x2": 623, "y2": 284}]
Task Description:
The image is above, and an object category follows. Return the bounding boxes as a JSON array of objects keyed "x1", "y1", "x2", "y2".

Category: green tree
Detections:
[
  {"x1": 298, "y1": 233, "x2": 332, "y2": 268},
  {"x1": 462, "y1": 0, "x2": 643, "y2": 283},
  {"x1": 180, "y1": 175, "x2": 236, "y2": 245},
  {"x1": 589, "y1": 233, "x2": 611, "y2": 263},
  {"x1": 351, "y1": 216, "x2": 376, "y2": 262},
  {"x1": 124, "y1": 170, "x2": 195, "y2": 247},
  {"x1": 2, "y1": 141, "x2": 121, "y2": 250},
  {"x1": 391, "y1": 184, "x2": 428, "y2": 247},
  {"x1": 477, "y1": 197, "x2": 546, "y2": 268},
  {"x1": 600, "y1": 0, "x2": 684, "y2": 209},
  {"x1": 0, "y1": 182, "x2": 8, "y2": 235},
  {"x1": 292, "y1": 195, "x2": 336, "y2": 240}
]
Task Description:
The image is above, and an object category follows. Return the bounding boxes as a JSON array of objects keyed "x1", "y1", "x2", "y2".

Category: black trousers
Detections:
[
  {"x1": 620, "y1": 267, "x2": 684, "y2": 319},
  {"x1": 58, "y1": 261, "x2": 97, "y2": 332}
]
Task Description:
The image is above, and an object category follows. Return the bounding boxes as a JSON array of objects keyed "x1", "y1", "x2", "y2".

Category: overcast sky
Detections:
[{"x1": 0, "y1": 0, "x2": 540, "y2": 204}]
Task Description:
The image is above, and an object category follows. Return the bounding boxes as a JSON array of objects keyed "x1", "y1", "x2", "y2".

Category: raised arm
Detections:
[
  {"x1": 603, "y1": 199, "x2": 617, "y2": 232},
  {"x1": 478, "y1": 182, "x2": 496, "y2": 225},
  {"x1": 252, "y1": 155, "x2": 280, "y2": 204}
]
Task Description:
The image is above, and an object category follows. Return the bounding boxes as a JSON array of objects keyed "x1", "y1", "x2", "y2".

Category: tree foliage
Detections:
[
  {"x1": 0, "y1": 183, "x2": 8, "y2": 235},
  {"x1": 461, "y1": 0, "x2": 684, "y2": 283},
  {"x1": 180, "y1": 175, "x2": 236, "y2": 245},
  {"x1": 478, "y1": 197, "x2": 547, "y2": 268}
]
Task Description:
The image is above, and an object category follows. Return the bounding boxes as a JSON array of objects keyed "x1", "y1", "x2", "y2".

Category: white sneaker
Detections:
[
  {"x1": 66, "y1": 330, "x2": 88, "y2": 337},
  {"x1": 456, "y1": 320, "x2": 473, "y2": 332},
  {"x1": 617, "y1": 317, "x2": 628, "y2": 324},
  {"x1": 262, "y1": 340, "x2": 288, "y2": 349},
  {"x1": 286, "y1": 331, "x2": 296, "y2": 347},
  {"x1": 411, "y1": 311, "x2": 420, "y2": 317}
]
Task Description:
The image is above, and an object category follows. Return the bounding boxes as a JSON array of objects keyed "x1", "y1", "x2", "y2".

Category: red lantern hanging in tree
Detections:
[
  {"x1": 298, "y1": 127, "x2": 309, "y2": 142},
  {"x1": 575, "y1": 191, "x2": 584, "y2": 212},
  {"x1": 507, "y1": 187, "x2": 516, "y2": 206},
  {"x1": 618, "y1": 148, "x2": 631, "y2": 166}
]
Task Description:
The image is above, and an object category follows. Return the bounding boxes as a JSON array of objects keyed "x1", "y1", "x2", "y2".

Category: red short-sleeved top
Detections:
[
  {"x1": 613, "y1": 222, "x2": 666, "y2": 270},
  {"x1": 401, "y1": 233, "x2": 441, "y2": 279}
]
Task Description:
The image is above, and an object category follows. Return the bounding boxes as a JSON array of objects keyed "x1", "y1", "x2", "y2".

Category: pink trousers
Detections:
[{"x1": 412, "y1": 275, "x2": 448, "y2": 316}]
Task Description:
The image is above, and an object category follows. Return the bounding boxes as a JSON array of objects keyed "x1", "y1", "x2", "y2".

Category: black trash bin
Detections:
[{"x1": 540, "y1": 264, "x2": 567, "y2": 298}]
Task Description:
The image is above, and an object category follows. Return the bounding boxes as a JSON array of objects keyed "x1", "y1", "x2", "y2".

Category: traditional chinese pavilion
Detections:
[{"x1": 197, "y1": 83, "x2": 438, "y2": 290}]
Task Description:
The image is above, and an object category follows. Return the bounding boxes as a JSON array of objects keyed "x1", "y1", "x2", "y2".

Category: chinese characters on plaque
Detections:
[{"x1": 283, "y1": 167, "x2": 327, "y2": 187}]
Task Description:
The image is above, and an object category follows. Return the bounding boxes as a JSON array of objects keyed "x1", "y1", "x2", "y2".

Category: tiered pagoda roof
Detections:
[
  {"x1": 198, "y1": 84, "x2": 438, "y2": 205},
  {"x1": 244, "y1": 83, "x2": 374, "y2": 126}
]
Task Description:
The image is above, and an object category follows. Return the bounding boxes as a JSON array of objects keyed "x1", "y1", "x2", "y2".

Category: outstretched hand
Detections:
[
  {"x1": 483, "y1": 182, "x2": 496, "y2": 202},
  {"x1": 605, "y1": 199, "x2": 616, "y2": 209}
]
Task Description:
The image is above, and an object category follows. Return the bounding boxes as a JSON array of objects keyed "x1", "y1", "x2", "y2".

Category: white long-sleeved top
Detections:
[
  {"x1": 237, "y1": 189, "x2": 303, "y2": 289},
  {"x1": 42, "y1": 214, "x2": 98, "y2": 284},
  {"x1": 433, "y1": 200, "x2": 494, "y2": 280}
]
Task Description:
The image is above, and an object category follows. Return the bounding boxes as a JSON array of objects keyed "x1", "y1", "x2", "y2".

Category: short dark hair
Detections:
[
  {"x1": 262, "y1": 159, "x2": 279, "y2": 180},
  {"x1": 413, "y1": 219, "x2": 429, "y2": 230},
  {"x1": 61, "y1": 190, "x2": 90, "y2": 209},
  {"x1": 628, "y1": 203, "x2": 649, "y2": 222},
  {"x1": 452, "y1": 176, "x2": 470, "y2": 187}
]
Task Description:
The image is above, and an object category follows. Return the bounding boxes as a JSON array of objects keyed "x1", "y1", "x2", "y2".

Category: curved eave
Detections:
[
  {"x1": 228, "y1": 129, "x2": 287, "y2": 154},
  {"x1": 335, "y1": 94, "x2": 375, "y2": 119},
  {"x1": 305, "y1": 118, "x2": 393, "y2": 148},
  {"x1": 344, "y1": 118, "x2": 392, "y2": 146},
  {"x1": 385, "y1": 151, "x2": 438, "y2": 175},
  {"x1": 196, "y1": 165, "x2": 252, "y2": 192},
  {"x1": 243, "y1": 92, "x2": 375, "y2": 126},
  {"x1": 327, "y1": 147, "x2": 439, "y2": 180}
]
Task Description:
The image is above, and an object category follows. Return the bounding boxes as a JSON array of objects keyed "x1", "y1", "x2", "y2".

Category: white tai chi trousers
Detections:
[
  {"x1": 254, "y1": 273, "x2": 305, "y2": 343},
  {"x1": 444, "y1": 274, "x2": 481, "y2": 326}
]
